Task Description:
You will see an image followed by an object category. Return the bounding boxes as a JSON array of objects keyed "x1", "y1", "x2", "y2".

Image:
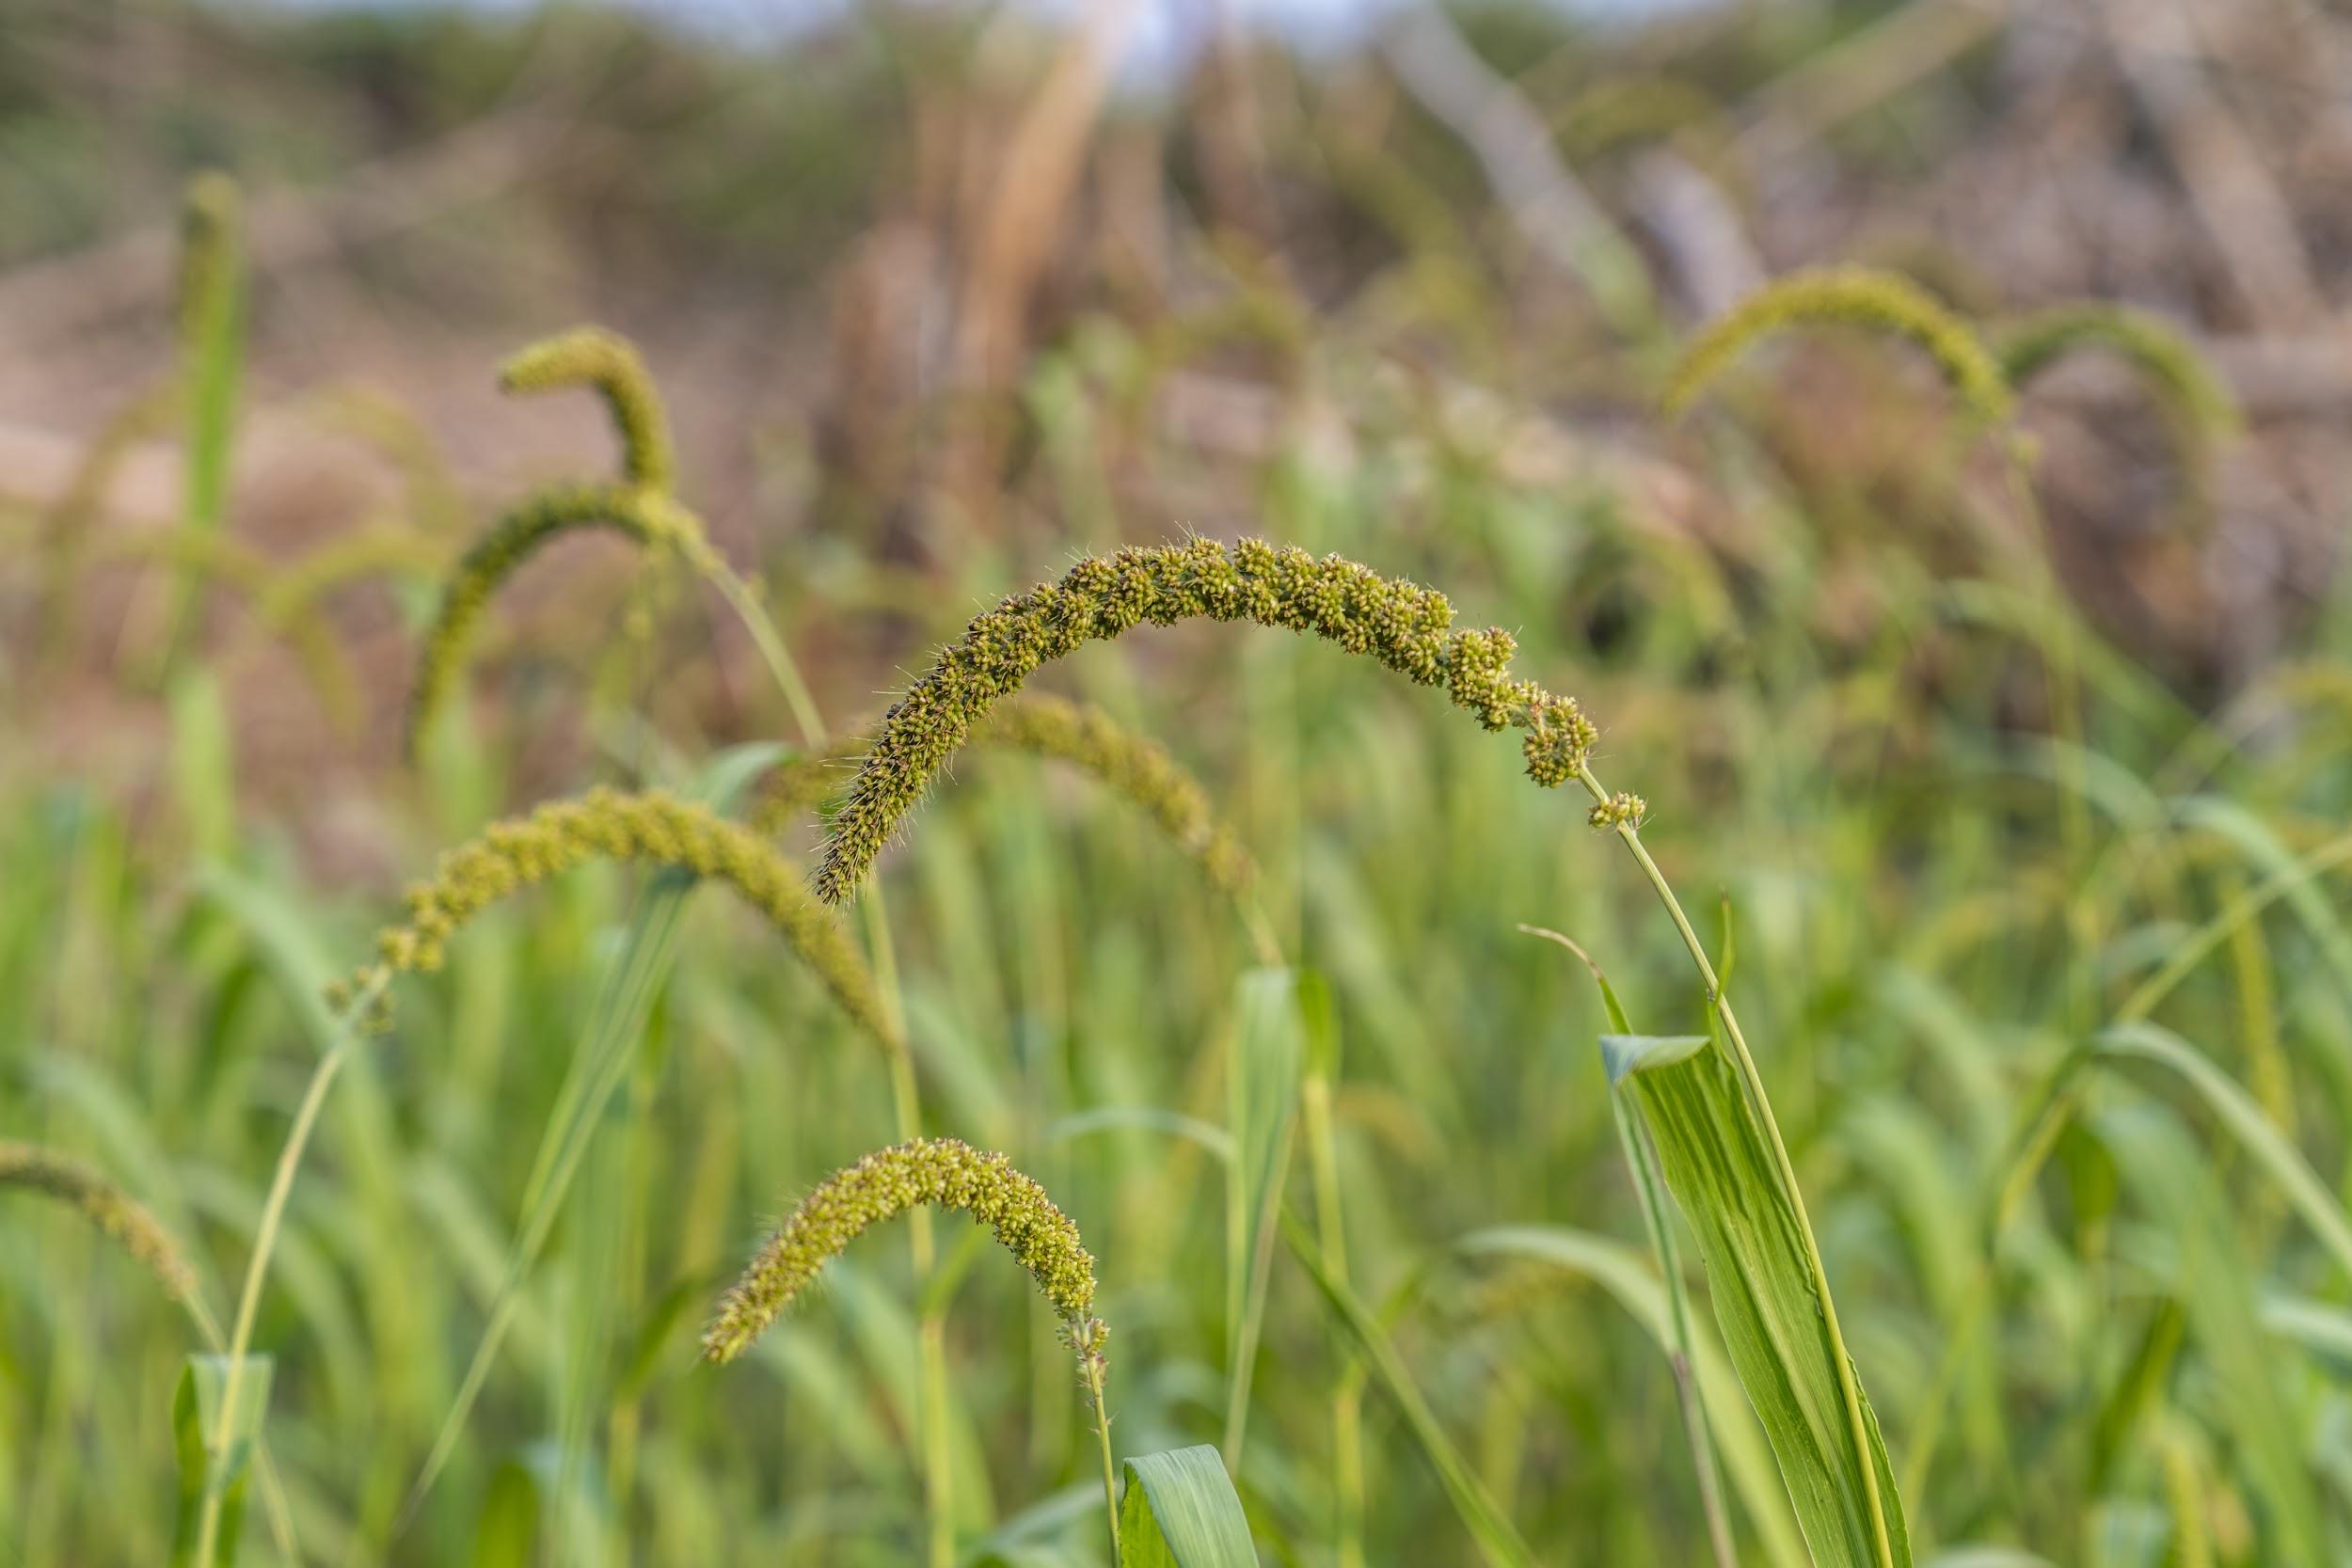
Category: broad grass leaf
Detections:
[
  {"x1": 1118, "y1": 1446, "x2": 1259, "y2": 1568},
  {"x1": 1624, "y1": 1038, "x2": 1912, "y2": 1568},
  {"x1": 467, "y1": 1458, "x2": 542, "y2": 1568}
]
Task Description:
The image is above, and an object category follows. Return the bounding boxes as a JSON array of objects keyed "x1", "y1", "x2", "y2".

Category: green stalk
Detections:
[
  {"x1": 1086, "y1": 1350, "x2": 1121, "y2": 1564},
  {"x1": 193, "y1": 967, "x2": 389, "y2": 1568},
  {"x1": 1578, "y1": 765, "x2": 1897, "y2": 1568}
]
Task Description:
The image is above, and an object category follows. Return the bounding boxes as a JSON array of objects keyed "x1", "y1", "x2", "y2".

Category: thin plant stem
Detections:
[
  {"x1": 194, "y1": 966, "x2": 389, "y2": 1568},
  {"x1": 1303, "y1": 1067, "x2": 1365, "y2": 1568},
  {"x1": 1086, "y1": 1352, "x2": 1120, "y2": 1564},
  {"x1": 1577, "y1": 764, "x2": 1896, "y2": 1568},
  {"x1": 703, "y1": 556, "x2": 826, "y2": 751}
]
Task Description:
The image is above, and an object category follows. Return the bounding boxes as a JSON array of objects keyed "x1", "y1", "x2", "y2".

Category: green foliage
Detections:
[
  {"x1": 1623, "y1": 1035, "x2": 1912, "y2": 1568},
  {"x1": 1117, "y1": 1447, "x2": 1260, "y2": 1567},
  {"x1": 171, "y1": 1355, "x2": 272, "y2": 1568}
]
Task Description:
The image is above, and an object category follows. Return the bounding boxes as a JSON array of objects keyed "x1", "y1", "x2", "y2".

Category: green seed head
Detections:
[
  {"x1": 1996, "y1": 303, "x2": 2241, "y2": 530},
  {"x1": 404, "y1": 483, "x2": 660, "y2": 752},
  {"x1": 1664, "y1": 264, "x2": 2012, "y2": 427},
  {"x1": 407, "y1": 327, "x2": 714, "y2": 755},
  {"x1": 0, "y1": 1141, "x2": 198, "y2": 1302},
  {"x1": 702, "y1": 1137, "x2": 1098, "y2": 1363},
  {"x1": 814, "y1": 537, "x2": 1596, "y2": 902},
  {"x1": 501, "y1": 325, "x2": 678, "y2": 495},
  {"x1": 1996, "y1": 302, "x2": 2239, "y2": 437},
  {"x1": 1588, "y1": 791, "x2": 1647, "y2": 830},
  {"x1": 757, "y1": 693, "x2": 1256, "y2": 901},
  {"x1": 348, "y1": 786, "x2": 897, "y2": 1054},
  {"x1": 176, "y1": 171, "x2": 241, "y2": 347}
]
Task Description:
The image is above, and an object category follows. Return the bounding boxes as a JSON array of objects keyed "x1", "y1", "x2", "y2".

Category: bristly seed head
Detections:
[
  {"x1": 0, "y1": 1140, "x2": 199, "y2": 1302},
  {"x1": 755, "y1": 693, "x2": 1257, "y2": 900},
  {"x1": 344, "y1": 786, "x2": 897, "y2": 1054},
  {"x1": 1663, "y1": 264, "x2": 2013, "y2": 428},
  {"x1": 500, "y1": 325, "x2": 678, "y2": 495},
  {"x1": 406, "y1": 327, "x2": 712, "y2": 755},
  {"x1": 702, "y1": 1137, "x2": 1097, "y2": 1364},
  {"x1": 813, "y1": 536, "x2": 1597, "y2": 903}
]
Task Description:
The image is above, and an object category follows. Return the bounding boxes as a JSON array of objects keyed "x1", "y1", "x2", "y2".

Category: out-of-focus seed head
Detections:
[
  {"x1": 1663, "y1": 264, "x2": 2012, "y2": 428},
  {"x1": 345, "y1": 787, "x2": 897, "y2": 1055}
]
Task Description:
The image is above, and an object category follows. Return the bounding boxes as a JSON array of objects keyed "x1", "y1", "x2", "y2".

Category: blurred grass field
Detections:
[{"x1": 8, "y1": 0, "x2": 2352, "y2": 1563}]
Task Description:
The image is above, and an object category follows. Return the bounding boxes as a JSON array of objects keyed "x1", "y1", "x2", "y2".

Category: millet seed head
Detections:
[
  {"x1": 500, "y1": 325, "x2": 678, "y2": 495},
  {"x1": 702, "y1": 1137, "x2": 1097, "y2": 1363},
  {"x1": 0, "y1": 1141, "x2": 199, "y2": 1302},
  {"x1": 813, "y1": 537, "x2": 1596, "y2": 902},
  {"x1": 345, "y1": 787, "x2": 898, "y2": 1055},
  {"x1": 1664, "y1": 264, "x2": 2012, "y2": 428}
]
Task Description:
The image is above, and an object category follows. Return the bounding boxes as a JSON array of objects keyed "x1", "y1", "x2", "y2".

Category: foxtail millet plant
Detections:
[
  {"x1": 812, "y1": 535, "x2": 1596, "y2": 903},
  {"x1": 153, "y1": 171, "x2": 246, "y2": 672},
  {"x1": 3, "y1": 1139, "x2": 303, "y2": 1567},
  {"x1": 706, "y1": 1137, "x2": 1120, "y2": 1561},
  {"x1": 1995, "y1": 301, "x2": 2240, "y2": 439},
  {"x1": 703, "y1": 1135, "x2": 1097, "y2": 1359},
  {"x1": 405, "y1": 325, "x2": 826, "y2": 752},
  {"x1": 0, "y1": 1139, "x2": 201, "y2": 1307},
  {"x1": 811, "y1": 534, "x2": 1909, "y2": 1568},
  {"x1": 1995, "y1": 301, "x2": 2242, "y2": 532},
  {"x1": 756, "y1": 692, "x2": 1260, "y2": 908},
  {"x1": 332, "y1": 785, "x2": 897, "y2": 1053},
  {"x1": 1662, "y1": 263, "x2": 2013, "y2": 428},
  {"x1": 90, "y1": 525, "x2": 365, "y2": 729}
]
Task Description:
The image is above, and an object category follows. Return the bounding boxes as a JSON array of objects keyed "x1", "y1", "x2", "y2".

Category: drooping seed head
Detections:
[
  {"x1": 813, "y1": 536, "x2": 1597, "y2": 902},
  {"x1": 0, "y1": 1141, "x2": 199, "y2": 1302},
  {"x1": 1996, "y1": 302, "x2": 2241, "y2": 530},
  {"x1": 755, "y1": 694, "x2": 1256, "y2": 900},
  {"x1": 404, "y1": 483, "x2": 663, "y2": 751},
  {"x1": 406, "y1": 327, "x2": 712, "y2": 754},
  {"x1": 1996, "y1": 302, "x2": 2239, "y2": 436},
  {"x1": 501, "y1": 325, "x2": 677, "y2": 495},
  {"x1": 1664, "y1": 264, "x2": 2012, "y2": 428},
  {"x1": 702, "y1": 1137, "x2": 1097, "y2": 1363},
  {"x1": 346, "y1": 786, "x2": 898, "y2": 1055}
]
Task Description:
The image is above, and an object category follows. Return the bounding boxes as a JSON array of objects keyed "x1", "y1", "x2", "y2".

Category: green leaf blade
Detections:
[{"x1": 1118, "y1": 1446, "x2": 1260, "y2": 1568}]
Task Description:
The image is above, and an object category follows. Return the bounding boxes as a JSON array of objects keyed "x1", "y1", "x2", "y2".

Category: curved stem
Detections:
[
  {"x1": 194, "y1": 967, "x2": 389, "y2": 1568},
  {"x1": 1578, "y1": 765, "x2": 1896, "y2": 1568}
]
